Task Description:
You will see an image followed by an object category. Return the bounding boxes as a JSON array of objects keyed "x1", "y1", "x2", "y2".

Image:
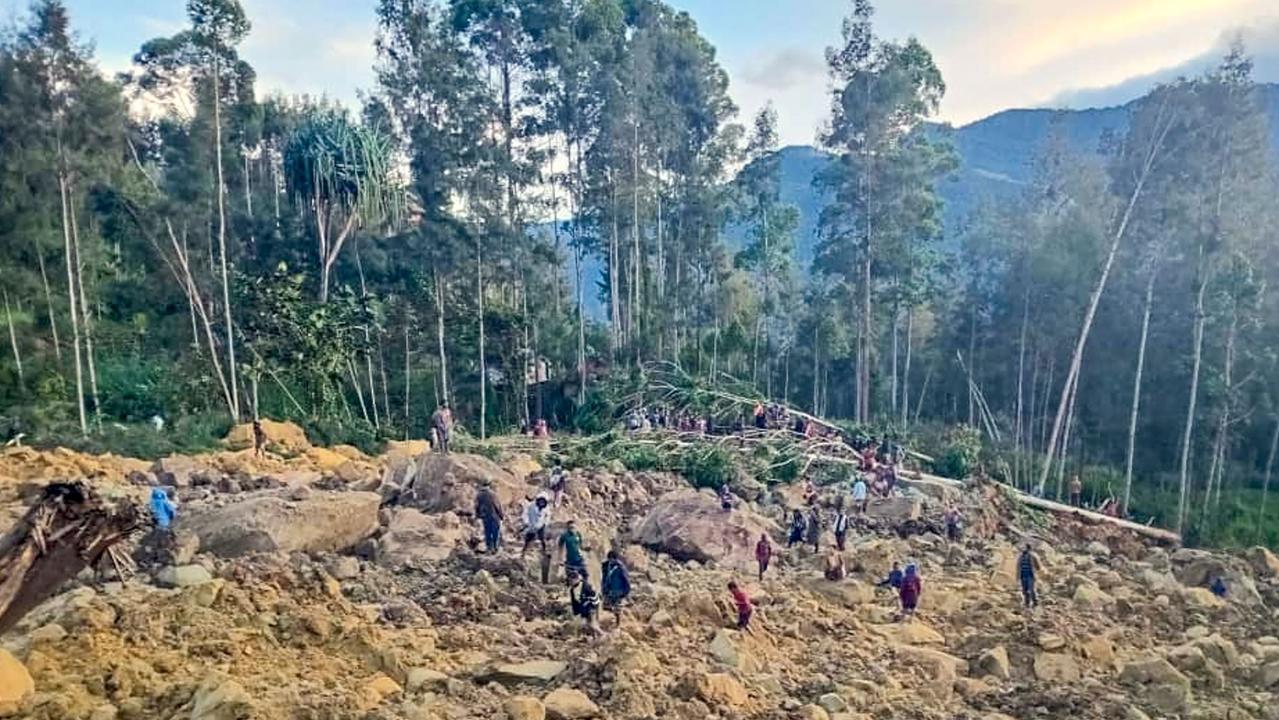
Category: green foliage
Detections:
[
  {"x1": 683, "y1": 445, "x2": 736, "y2": 490},
  {"x1": 300, "y1": 417, "x2": 383, "y2": 455},
  {"x1": 934, "y1": 424, "x2": 981, "y2": 480}
]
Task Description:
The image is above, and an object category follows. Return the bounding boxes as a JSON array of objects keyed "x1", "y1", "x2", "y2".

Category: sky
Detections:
[{"x1": 3, "y1": 0, "x2": 1278, "y2": 146}]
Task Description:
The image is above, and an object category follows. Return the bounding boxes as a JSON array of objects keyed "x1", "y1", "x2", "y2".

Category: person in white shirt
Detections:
[
  {"x1": 852, "y1": 477, "x2": 869, "y2": 514},
  {"x1": 521, "y1": 493, "x2": 552, "y2": 555}
]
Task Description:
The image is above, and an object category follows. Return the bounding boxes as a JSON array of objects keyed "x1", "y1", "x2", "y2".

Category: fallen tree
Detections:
[{"x1": 0, "y1": 482, "x2": 143, "y2": 634}]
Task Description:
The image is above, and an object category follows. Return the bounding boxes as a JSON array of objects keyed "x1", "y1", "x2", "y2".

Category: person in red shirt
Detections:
[
  {"x1": 899, "y1": 563, "x2": 922, "y2": 618},
  {"x1": 728, "y1": 581, "x2": 753, "y2": 629},
  {"x1": 755, "y1": 534, "x2": 773, "y2": 581}
]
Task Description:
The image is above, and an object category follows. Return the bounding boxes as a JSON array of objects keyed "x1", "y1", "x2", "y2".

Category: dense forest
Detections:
[{"x1": 1, "y1": 0, "x2": 1278, "y2": 546}]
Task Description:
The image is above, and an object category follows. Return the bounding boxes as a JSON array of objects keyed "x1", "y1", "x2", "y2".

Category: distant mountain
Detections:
[{"x1": 774, "y1": 82, "x2": 1279, "y2": 267}]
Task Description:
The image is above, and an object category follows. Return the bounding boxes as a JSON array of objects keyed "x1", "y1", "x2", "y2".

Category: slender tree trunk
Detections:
[
  {"x1": 1036, "y1": 105, "x2": 1173, "y2": 496},
  {"x1": 1123, "y1": 266, "x2": 1157, "y2": 515},
  {"x1": 435, "y1": 271, "x2": 450, "y2": 406},
  {"x1": 967, "y1": 303, "x2": 977, "y2": 427},
  {"x1": 891, "y1": 301, "x2": 899, "y2": 423},
  {"x1": 348, "y1": 359, "x2": 370, "y2": 423},
  {"x1": 811, "y1": 324, "x2": 820, "y2": 413},
  {"x1": 1256, "y1": 415, "x2": 1279, "y2": 543},
  {"x1": 3, "y1": 291, "x2": 20, "y2": 381},
  {"x1": 212, "y1": 52, "x2": 240, "y2": 420},
  {"x1": 861, "y1": 250, "x2": 871, "y2": 422},
  {"x1": 354, "y1": 243, "x2": 379, "y2": 429},
  {"x1": 1014, "y1": 290, "x2": 1029, "y2": 488},
  {"x1": 1177, "y1": 256, "x2": 1209, "y2": 534},
  {"x1": 476, "y1": 235, "x2": 487, "y2": 440},
  {"x1": 1203, "y1": 308, "x2": 1237, "y2": 525},
  {"x1": 68, "y1": 187, "x2": 100, "y2": 430},
  {"x1": 403, "y1": 322, "x2": 411, "y2": 441},
  {"x1": 902, "y1": 306, "x2": 914, "y2": 428},
  {"x1": 34, "y1": 247, "x2": 60, "y2": 361},
  {"x1": 576, "y1": 243, "x2": 586, "y2": 405},
  {"x1": 609, "y1": 179, "x2": 621, "y2": 358},
  {"x1": 58, "y1": 173, "x2": 86, "y2": 436}
]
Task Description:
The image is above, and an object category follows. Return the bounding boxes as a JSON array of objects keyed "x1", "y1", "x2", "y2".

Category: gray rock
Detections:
[
  {"x1": 182, "y1": 491, "x2": 381, "y2": 557},
  {"x1": 477, "y1": 660, "x2": 567, "y2": 686},
  {"x1": 155, "y1": 564, "x2": 213, "y2": 588}
]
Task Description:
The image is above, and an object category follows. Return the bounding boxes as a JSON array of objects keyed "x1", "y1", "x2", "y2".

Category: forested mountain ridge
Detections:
[{"x1": 768, "y1": 83, "x2": 1279, "y2": 267}]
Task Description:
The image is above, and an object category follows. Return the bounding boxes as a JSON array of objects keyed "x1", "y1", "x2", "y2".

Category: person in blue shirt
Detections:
[
  {"x1": 1019, "y1": 544, "x2": 1041, "y2": 608},
  {"x1": 876, "y1": 561, "x2": 904, "y2": 590},
  {"x1": 150, "y1": 487, "x2": 177, "y2": 530},
  {"x1": 1210, "y1": 576, "x2": 1228, "y2": 598}
]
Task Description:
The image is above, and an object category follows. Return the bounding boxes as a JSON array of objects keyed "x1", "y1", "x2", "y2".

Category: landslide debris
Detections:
[{"x1": 0, "y1": 431, "x2": 1277, "y2": 720}]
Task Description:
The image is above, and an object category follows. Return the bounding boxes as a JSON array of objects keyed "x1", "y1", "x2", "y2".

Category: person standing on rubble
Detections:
[
  {"x1": 432, "y1": 403, "x2": 453, "y2": 454},
  {"x1": 601, "y1": 550, "x2": 632, "y2": 627},
  {"x1": 755, "y1": 533, "x2": 773, "y2": 580},
  {"x1": 833, "y1": 499, "x2": 850, "y2": 551},
  {"x1": 474, "y1": 479, "x2": 504, "y2": 554},
  {"x1": 1068, "y1": 475, "x2": 1083, "y2": 507},
  {"x1": 944, "y1": 504, "x2": 962, "y2": 542},
  {"x1": 899, "y1": 563, "x2": 922, "y2": 618},
  {"x1": 787, "y1": 509, "x2": 806, "y2": 548},
  {"x1": 521, "y1": 493, "x2": 552, "y2": 556},
  {"x1": 852, "y1": 475, "x2": 869, "y2": 515},
  {"x1": 1018, "y1": 543, "x2": 1041, "y2": 609},
  {"x1": 806, "y1": 507, "x2": 822, "y2": 552},
  {"x1": 559, "y1": 519, "x2": 588, "y2": 580},
  {"x1": 728, "y1": 580, "x2": 754, "y2": 630},
  {"x1": 568, "y1": 570, "x2": 601, "y2": 635}
]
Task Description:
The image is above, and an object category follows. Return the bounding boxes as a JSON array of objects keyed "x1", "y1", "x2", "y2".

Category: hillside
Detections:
[{"x1": 770, "y1": 83, "x2": 1279, "y2": 268}]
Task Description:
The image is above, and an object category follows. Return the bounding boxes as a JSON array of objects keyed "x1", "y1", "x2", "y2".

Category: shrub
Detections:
[{"x1": 934, "y1": 424, "x2": 981, "y2": 479}]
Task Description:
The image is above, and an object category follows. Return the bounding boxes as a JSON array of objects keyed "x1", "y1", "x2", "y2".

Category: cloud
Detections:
[
  {"x1": 1047, "y1": 17, "x2": 1279, "y2": 110},
  {"x1": 739, "y1": 47, "x2": 825, "y2": 92}
]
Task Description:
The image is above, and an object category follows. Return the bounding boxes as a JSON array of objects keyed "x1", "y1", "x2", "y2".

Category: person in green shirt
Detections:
[{"x1": 559, "y1": 519, "x2": 587, "y2": 580}]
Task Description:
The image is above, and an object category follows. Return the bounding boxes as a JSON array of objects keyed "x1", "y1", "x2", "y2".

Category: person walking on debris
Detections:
[
  {"x1": 719, "y1": 484, "x2": 734, "y2": 512},
  {"x1": 753, "y1": 403, "x2": 767, "y2": 430},
  {"x1": 877, "y1": 561, "x2": 904, "y2": 590},
  {"x1": 559, "y1": 519, "x2": 588, "y2": 580},
  {"x1": 824, "y1": 547, "x2": 846, "y2": 581},
  {"x1": 1069, "y1": 475, "x2": 1083, "y2": 507},
  {"x1": 252, "y1": 419, "x2": 266, "y2": 457},
  {"x1": 755, "y1": 533, "x2": 773, "y2": 581},
  {"x1": 548, "y1": 464, "x2": 567, "y2": 506},
  {"x1": 852, "y1": 476, "x2": 869, "y2": 514},
  {"x1": 150, "y1": 487, "x2": 178, "y2": 530},
  {"x1": 521, "y1": 493, "x2": 552, "y2": 556},
  {"x1": 944, "y1": 504, "x2": 962, "y2": 543},
  {"x1": 567, "y1": 570, "x2": 601, "y2": 635},
  {"x1": 728, "y1": 580, "x2": 754, "y2": 630},
  {"x1": 806, "y1": 507, "x2": 822, "y2": 552},
  {"x1": 432, "y1": 404, "x2": 453, "y2": 454},
  {"x1": 833, "y1": 499, "x2": 850, "y2": 551},
  {"x1": 1018, "y1": 543, "x2": 1041, "y2": 609},
  {"x1": 787, "y1": 509, "x2": 806, "y2": 548},
  {"x1": 474, "y1": 479, "x2": 504, "y2": 554},
  {"x1": 601, "y1": 550, "x2": 632, "y2": 627},
  {"x1": 899, "y1": 563, "x2": 922, "y2": 619}
]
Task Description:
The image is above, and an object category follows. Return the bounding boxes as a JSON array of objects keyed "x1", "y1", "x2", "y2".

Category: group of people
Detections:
[{"x1": 470, "y1": 468, "x2": 632, "y2": 635}]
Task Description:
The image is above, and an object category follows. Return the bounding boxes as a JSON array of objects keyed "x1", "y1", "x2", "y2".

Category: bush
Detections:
[
  {"x1": 683, "y1": 446, "x2": 737, "y2": 490},
  {"x1": 300, "y1": 417, "x2": 383, "y2": 455},
  {"x1": 934, "y1": 424, "x2": 981, "y2": 479}
]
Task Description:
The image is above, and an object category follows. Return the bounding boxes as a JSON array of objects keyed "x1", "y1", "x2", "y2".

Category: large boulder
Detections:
[
  {"x1": 223, "y1": 419, "x2": 311, "y2": 453},
  {"x1": 183, "y1": 491, "x2": 381, "y2": 557},
  {"x1": 377, "y1": 508, "x2": 468, "y2": 565},
  {"x1": 1034, "y1": 652, "x2": 1081, "y2": 682},
  {"x1": 0, "y1": 649, "x2": 32, "y2": 715},
  {"x1": 478, "y1": 660, "x2": 567, "y2": 687},
  {"x1": 405, "y1": 453, "x2": 526, "y2": 516},
  {"x1": 866, "y1": 496, "x2": 923, "y2": 522},
  {"x1": 894, "y1": 645, "x2": 966, "y2": 703},
  {"x1": 1120, "y1": 657, "x2": 1192, "y2": 714},
  {"x1": 632, "y1": 488, "x2": 779, "y2": 564},
  {"x1": 152, "y1": 455, "x2": 211, "y2": 488},
  {"x1": 542, "y1": 688, "x2": 600, "y2": 719},
  {"x1": 1245, "y1": 546, "x2": 1279, "y2": 578},
  {"x1": 690, "y1": 672, "x2": 749, "y2": 708}
]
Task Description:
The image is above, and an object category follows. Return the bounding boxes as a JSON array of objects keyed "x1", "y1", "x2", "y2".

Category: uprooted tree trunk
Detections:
[{"x1": 0, "y1": 482, "x2": 142, "y2": 634}]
